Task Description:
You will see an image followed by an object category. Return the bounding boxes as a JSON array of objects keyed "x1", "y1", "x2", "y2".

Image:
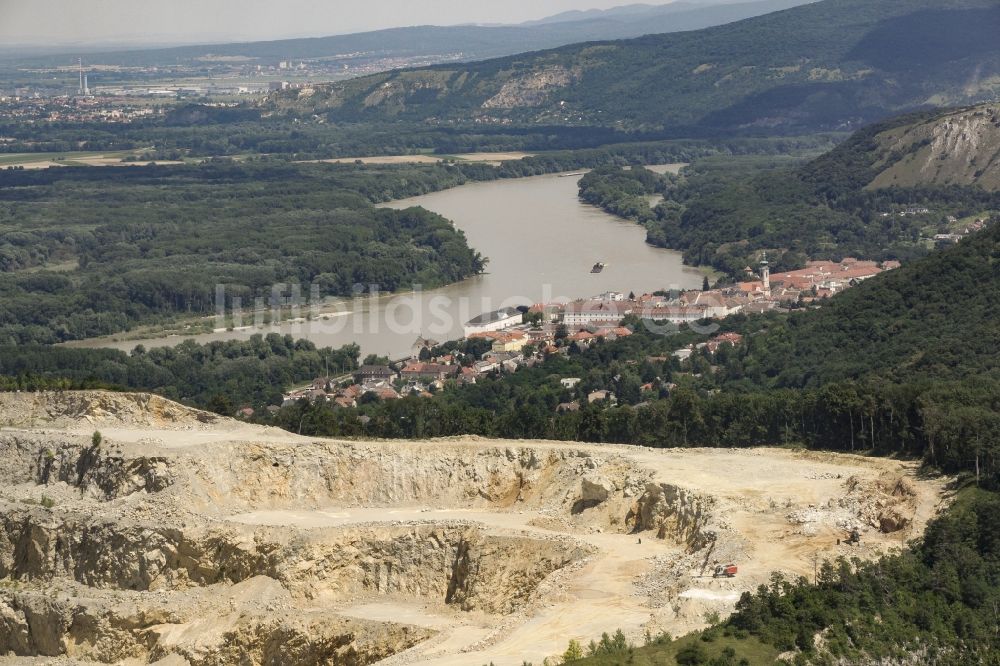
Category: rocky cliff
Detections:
[{"x1": 868, "y1": 104, "x2": 1000, "y2": 190}]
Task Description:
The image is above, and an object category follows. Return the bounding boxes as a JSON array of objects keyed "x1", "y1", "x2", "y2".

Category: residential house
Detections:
[
  {"x1": 307, "y1": 388, "x2": 328, "y2": 402},
  {"x1": 592, "y1": 326, "x2": 634, "y2": 341},
  {"x1": 376, "y1": 387, "x2": 401, "y2": 401},
  {"x1": 458, "y1": 367, "x2": 478, "y2": 385},
  {"x1": 528, "y1": 303, "x2": 563, "y2": 322},
  {"x1": 677, "y1": 291, "x2": 745, "y2": 317},
  {"x1": 934, "y1": 233, "x2": 963, "y2": 244},
  {"x1": 410, "y1": 335, "x2": 440, "y2": 360},
  {"x1": 469, "y1": 329, "x2": 530, "y2": 353},
  {"x1": 568, "y1": 330, "x2": 597, "y2": 343},
  {"x1": 474, "y1": 359, "x2": 499, "y2": 374},
  {"x1": 706, "y1": 332, "x2": 744, "y2": 353},
  {"x1": 400, "y1": 362, "x2": 461, "y2": 382},
  {"x1": 672, "y1": 348, "x2": 694, "y2": 361}
]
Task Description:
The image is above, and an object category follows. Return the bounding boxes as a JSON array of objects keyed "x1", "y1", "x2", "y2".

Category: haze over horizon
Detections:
[{"x1": 0, "y1": 0, "x2": 696, "y2": 48}]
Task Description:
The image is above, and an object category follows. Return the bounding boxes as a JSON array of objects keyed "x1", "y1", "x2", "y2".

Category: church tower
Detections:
[{"x1": 760, "y1": 254, "x2": 771, "y2": 299}]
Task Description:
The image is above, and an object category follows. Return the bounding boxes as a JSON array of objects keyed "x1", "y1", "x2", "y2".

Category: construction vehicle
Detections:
[{"x1": 713, "y1": 564, "x2": 738, "y2": 578}]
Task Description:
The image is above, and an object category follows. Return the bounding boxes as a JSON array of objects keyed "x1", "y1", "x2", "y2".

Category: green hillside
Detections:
[
  {"x1": 577, "y1": 103, "x2": 1000, "y2": 275},
  {"x1": 736, "y1": 217, "x2": 1000, "y2": 387},
  {"x1": 275, "y1": 0, "x2": 1000, "y2": 134}
]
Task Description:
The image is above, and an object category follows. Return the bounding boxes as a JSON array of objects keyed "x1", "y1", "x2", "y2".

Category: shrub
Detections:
[{"x1": 676, "y1": 643, "x2": 708, "y2": 666}]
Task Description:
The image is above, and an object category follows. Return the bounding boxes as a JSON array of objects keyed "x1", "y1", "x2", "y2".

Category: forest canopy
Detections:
[{"x1": 0, "y1": 162, "x2": 485, "y2": 344}]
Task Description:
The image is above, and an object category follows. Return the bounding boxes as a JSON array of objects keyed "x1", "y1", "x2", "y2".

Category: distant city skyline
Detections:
[{"x1": 0, "y1": 0, "x2": 683, "y2": 47}]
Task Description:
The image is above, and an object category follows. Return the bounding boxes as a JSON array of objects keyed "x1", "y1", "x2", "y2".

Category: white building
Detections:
[
  {"x1": 563, "y1": 301, "x2": 632, "y2": 328},
  {"x1": 641, "y1": 305, "x2": 710, "y2": 324},
  {"x1": 464, "y1": 307, "x2": 523, "y2": 337}
]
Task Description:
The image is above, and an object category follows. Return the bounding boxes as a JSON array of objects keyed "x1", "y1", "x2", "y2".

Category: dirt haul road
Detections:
[{"x1": 0, "y1": 392, "x2": 949, "y2": 665}]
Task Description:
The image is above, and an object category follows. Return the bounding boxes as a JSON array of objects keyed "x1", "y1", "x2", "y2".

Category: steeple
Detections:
[{"x1": 760, "y1": 253, "x2": 771, "y2": 299}]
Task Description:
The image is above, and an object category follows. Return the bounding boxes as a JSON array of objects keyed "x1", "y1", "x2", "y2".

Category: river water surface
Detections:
[{"x1": 72, "y1": 169, "x2": 702, "y2": 359}]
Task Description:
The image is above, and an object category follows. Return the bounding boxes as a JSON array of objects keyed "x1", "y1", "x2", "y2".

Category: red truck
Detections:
[{"x1": 713, "y1": 564, "x2": 738, "y2": 578}]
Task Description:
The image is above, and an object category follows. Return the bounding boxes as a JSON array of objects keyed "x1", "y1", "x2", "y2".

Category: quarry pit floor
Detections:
[{"x1": 0, "y1": 392, "x2": 950, "y2": 665}]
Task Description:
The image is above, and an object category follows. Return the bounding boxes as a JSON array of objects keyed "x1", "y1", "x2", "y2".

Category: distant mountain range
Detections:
[
  {"x1": 272, "y1": 0, "x2": 1000, "y2": 134},
  {"x1": 520, "y1": 0, "x2": 800, "y2": 26},
  {"x1": 6, "y1": 0, "x2": 816, "y2": 68}
]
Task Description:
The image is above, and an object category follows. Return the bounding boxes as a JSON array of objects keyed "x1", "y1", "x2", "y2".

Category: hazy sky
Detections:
[{"x1": 0, "y1": 0, "x2": 658, "y2": 46}]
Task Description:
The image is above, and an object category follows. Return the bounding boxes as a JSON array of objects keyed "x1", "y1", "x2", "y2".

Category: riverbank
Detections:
[{"x1": 65, "y1": 169, "x2": 703, "y2": 357}]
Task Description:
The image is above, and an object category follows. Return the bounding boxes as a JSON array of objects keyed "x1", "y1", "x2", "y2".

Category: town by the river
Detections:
[{"x1": 69, "y1": 168, "x2": 705, "y2": 359}]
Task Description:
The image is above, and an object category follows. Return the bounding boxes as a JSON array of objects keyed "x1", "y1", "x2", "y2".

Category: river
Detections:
[{"x1": 70, "y1": 168, "x2": 703, "y2": 359}]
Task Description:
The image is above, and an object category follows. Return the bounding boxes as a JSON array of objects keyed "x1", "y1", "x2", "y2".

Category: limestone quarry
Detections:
[{"x1": 0, "y1": 391, "x2": 949, "y2": 665}]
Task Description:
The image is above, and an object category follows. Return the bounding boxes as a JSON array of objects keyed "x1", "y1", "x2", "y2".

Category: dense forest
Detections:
[
  {"x1": 730, "y1": 221, "x2": 1000, "y2": 387},
  {"x1": 0, "y1": 334, "x2": 360, "y2": 411},
  {"x1": 0, "y1": 162, "x2": 485, "y2": 344},
  {"x1": 0, "y1": 112, "x2": 838, "y2": 160}
]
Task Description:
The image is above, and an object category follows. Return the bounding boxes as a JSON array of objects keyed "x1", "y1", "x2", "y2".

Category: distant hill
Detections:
[
  {"x1": 863, "y1": 106, "x2": 1000, "y2": 191},
  {"x1": 276, "y1": 0, "x2": 1000, "y2": 134},
  {"x1": 617, "y1": 102, "x2": 1000, "y2": 275},
  {"x1": 520, "y1": 0, "x2": 801, "y2": 27},
  {"x1": 10, "y1": 0, "x2": 815, "y2": 69},
  {"x1": 800, "y1": 103, "x2": 1000, "y2": 193}
]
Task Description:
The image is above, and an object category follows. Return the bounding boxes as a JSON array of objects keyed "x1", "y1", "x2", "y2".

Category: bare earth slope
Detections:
[
  {"x1": 0, "y1": 392, "x2": 949, "y2": 665},
  {"x1": 868, "y1": 104, "x2": 1000, "y2": 190}
]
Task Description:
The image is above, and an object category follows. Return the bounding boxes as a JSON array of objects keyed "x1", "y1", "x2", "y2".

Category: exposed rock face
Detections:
[
  {"x1": 868, "y1": 104, "x2": 1000, "y2": 190},
  {"x1": 0, "y1": 391, "x2": 219, "y2": 430},
  {"x1": 0, "y1": 580, "x2": 433, "y2": 664},
  {"x1": 0, "y1": 509, "x2": 584, "y2": 612},
  {"x1": 0, "y1": 592, "x2": 72, "y2": 657},
  {"x1": 580, "y1": 473, "x2": 614, "y2": 505},
  {"x1": 482, "y1": 66, "x2": 578, "y2": 109},
  {"x1": 356, "y1": 71, "x2": 454, "y2": 113},
  {"x1": 0, "y1": 405, "x2": 609, "y2": 663},
  {"x1": 626, "y1": 483, "x2": 715, "y2": 550},
  {"x1": 845, "y1": 474, "x2": 918, "y2": 534},
  {"x1": 0, "y1": 392, "x2": 946, "y2": 665}
]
